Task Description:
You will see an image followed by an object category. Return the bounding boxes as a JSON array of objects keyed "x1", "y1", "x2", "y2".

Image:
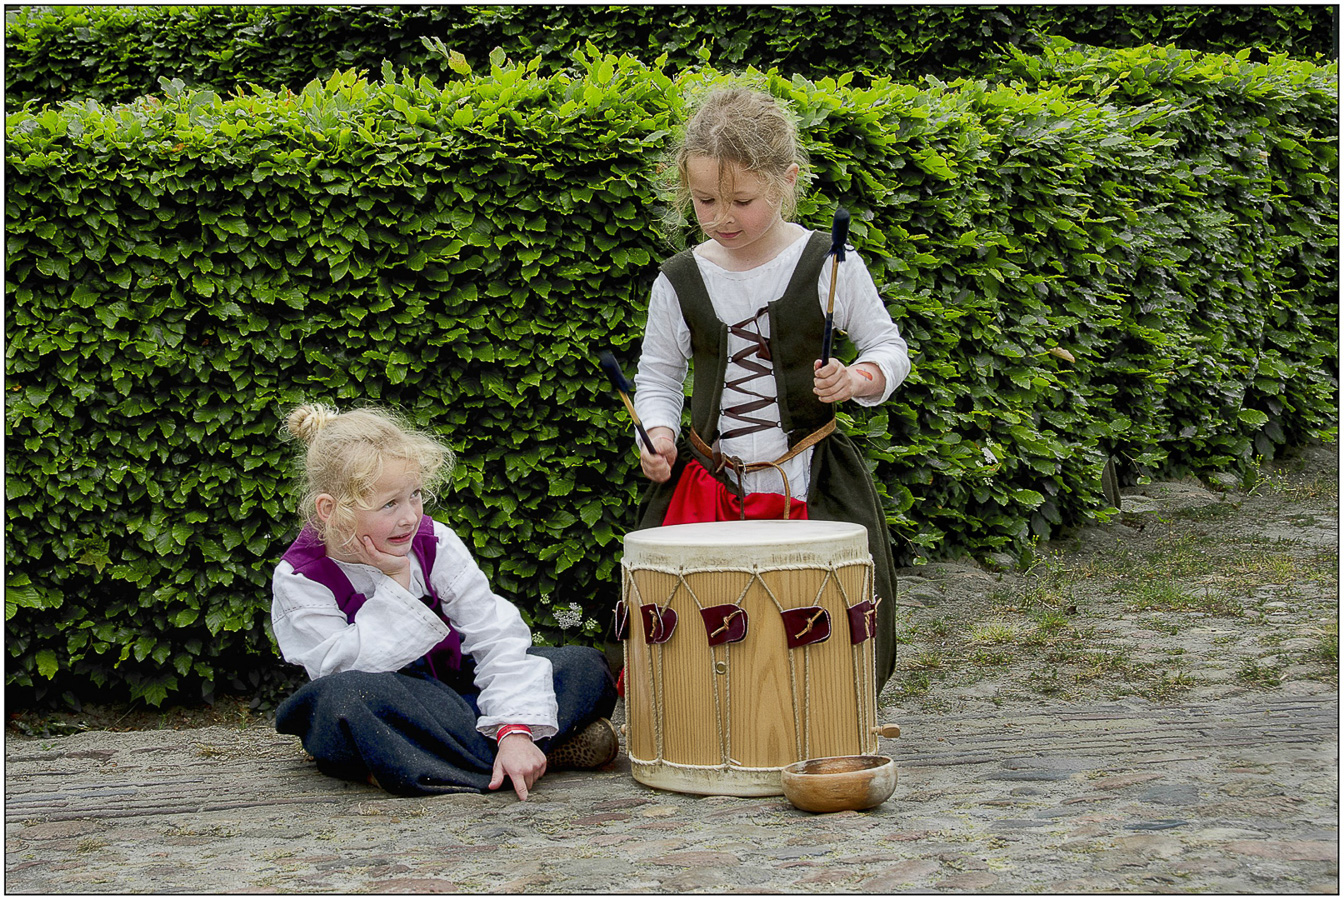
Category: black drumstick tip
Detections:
[
  {"x1": 830, "y1": 205, "x2": 851, "y2": 261},
  {"x1": 598, "y1": 351, "x2": 632, "y2": 392}
]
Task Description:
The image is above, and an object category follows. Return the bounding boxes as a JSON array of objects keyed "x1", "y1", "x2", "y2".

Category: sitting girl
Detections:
[{"x1": 271, "y1": 402, "x2": 618, "y2": 799}]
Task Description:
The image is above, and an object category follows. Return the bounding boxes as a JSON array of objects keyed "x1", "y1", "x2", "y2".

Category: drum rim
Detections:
[{"x1": 625, "y1": 519, "x2": 867, "y2": 550}]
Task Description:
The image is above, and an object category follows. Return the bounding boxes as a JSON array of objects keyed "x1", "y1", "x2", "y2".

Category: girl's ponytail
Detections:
[{"x1": 285, "y1": 403, "x2": 338, "y2": 446}]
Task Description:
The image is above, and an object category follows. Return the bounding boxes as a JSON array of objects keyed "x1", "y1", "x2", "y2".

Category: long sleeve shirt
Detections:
[
  {"x1": 634, "y1": 226, "x2": 910, "y2": 500},
  {"x1": 270, "y1": 518, "x2": 559, "y2": 740}
]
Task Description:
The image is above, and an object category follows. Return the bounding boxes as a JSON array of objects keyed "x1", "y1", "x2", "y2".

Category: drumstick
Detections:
[
  {"x1": 820, "y1": 205, "x2": 850, "y2": 366},
  {"x1": 598, "y1": 351, "x2": 657, "y2": 455}
]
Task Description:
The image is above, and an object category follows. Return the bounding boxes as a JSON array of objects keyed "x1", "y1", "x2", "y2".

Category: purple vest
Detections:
[{"x1": 280, "y1": 515, "x2": 464, "y2": 677}]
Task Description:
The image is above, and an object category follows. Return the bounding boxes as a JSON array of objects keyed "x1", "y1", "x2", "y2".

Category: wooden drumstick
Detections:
[
  {"x1": 598, "y1": 350, "x2": 656, "y2": 455},
  {"x1": 820, "y1": 205, "x2": 850, "y2": 366},
  {"x1": 870, "y1": 724, "x2": 901, "y2": 738}
]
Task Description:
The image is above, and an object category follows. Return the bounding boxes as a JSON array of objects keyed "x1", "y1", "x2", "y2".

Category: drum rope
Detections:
[
  {"x1": 752, "y1": 570, "x2": 806, "y2": 761},
  {"x1": 784, "y1": 646, "x2": 803, "y2": 761},
  {"x1": 677, "y1": 571, "x2": 752, "y2": 767},
  {"x1": 653, "y1": 577, "x2": 682, "y2": 763},
  {"x1": 719, "y1": 644, "x2": 731, "y2": 766},
  {"x1": 803, "y1": 647, "x2": 813, "y2": 760},
  {"x1": 622, "y1": 563, "x2": 673, "y2": 763},
  {"x1": 801, "y1": 568, "x2": 841, "y2": 761},
  {"x1": 866, "y1": 567, "x2": 879, "y2": 752},
  {"x1": 792, "y1": 563, "x2": 874, "y2": 759},
  {"x1": 655, "y1": 639, "x2": 666, "y2": 761},
  {"x1": 851, "y1": 564, "x2": 877, "y2": 752}
]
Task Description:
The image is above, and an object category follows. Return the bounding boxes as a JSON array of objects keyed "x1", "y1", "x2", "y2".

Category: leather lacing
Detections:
[{"x1": 688, "y1": 304, "x2": 837, "y2": 519}]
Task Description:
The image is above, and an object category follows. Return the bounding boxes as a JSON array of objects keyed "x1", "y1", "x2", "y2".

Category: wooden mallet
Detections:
[
  {"x1": 598, "y1": 351, "x2": 657, "y2": 455},
  {"x1": 820, "y1": 204, "x2": 851, "y2": 366}
]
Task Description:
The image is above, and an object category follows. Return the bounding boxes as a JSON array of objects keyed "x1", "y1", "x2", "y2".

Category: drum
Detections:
[{"x1": 617, "y1": 520, "x2": 881, "y2": 796}]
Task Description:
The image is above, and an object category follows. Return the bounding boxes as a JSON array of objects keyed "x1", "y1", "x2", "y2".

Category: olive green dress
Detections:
[{"x1": 636, "y1": 231, "x2": 901, "y2": 692}]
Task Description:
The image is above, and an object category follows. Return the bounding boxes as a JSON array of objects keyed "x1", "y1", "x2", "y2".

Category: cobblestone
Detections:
[
  {"x1": 6, "y1": 446, "x2": 1338, "y2": 893},
  {"x1": 10, "y1": 695, "x2": 1330, "y2": 894}
]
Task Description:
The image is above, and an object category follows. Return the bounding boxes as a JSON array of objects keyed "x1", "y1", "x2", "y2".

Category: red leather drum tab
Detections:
[
  {"x1": 780, "y1": 606, "x2": 831, "y2": 648},
  {"x1": 700, "y1": 604, "x2": 748, "y2": 646},
  {"x1": 846, "y1": 599, "x2": 876, "y2": 644},
  {"x1": 641, "y1": 604, "x2": 677, "y2": 644},
  {"x1": 613, "y1": 600, "x2": 630, "y2": 641}
]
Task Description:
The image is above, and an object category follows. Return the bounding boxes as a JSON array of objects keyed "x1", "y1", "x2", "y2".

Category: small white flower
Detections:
[{"x1": 555, "y1": 602, "x2": 584, "y2": 630}]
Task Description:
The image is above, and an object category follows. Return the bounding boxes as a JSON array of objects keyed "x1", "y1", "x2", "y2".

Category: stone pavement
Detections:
[
  {"x1": 5, "y1": 689, "x2": 1337, "y2": 893},
  {"x1": 7, "y1": 443, "x2": 1339, "y2": 892}
]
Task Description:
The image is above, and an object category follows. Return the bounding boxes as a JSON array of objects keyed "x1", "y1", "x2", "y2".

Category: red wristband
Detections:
[{"x1": 495, "y1": 724, "x2": 533, "y2": 742}]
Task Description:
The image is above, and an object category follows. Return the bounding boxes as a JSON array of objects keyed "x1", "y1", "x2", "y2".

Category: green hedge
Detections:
[
  {"x1": 5, "y1": 4, "x2": 1336, "y2": 111},
  {"x1": 997, "y1": 39, "x2": 1339, "y2": 466},
  {"x1": 6, "y1": 44, "x2": 1337, "y2": 708}
]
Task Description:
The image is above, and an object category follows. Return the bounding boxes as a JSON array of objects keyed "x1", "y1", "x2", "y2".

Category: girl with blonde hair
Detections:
[
  {"x1": 271, "y1": 403, "x2": 618, "y2": 798},
  {"x1": 632, "y1": 87, "x2": 911, "y2": 690}
]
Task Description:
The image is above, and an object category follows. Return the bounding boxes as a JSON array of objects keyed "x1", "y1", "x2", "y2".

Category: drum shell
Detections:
[{"x1": 620, "y1": 520, "x2": 878, "y2": 796}]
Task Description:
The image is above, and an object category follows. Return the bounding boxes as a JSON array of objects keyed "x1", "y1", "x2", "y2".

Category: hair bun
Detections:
[{"x1": 286, "y1": 403, "x2": 338, "y2": 445}]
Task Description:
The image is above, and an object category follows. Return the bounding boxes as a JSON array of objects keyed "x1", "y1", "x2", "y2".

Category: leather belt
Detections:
[{"x1": 687, "y1": 419, "x2": 836, "y2": 519}]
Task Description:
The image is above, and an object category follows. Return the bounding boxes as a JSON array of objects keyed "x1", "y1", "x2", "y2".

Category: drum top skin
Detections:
[{"x1": 623, "y1": 520, "x2": 869, "y2": 570}]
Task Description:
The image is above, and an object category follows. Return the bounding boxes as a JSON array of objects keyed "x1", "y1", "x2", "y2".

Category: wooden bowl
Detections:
[{"x1": 781, "y1": 755, "x2": 897, "y2": 813}]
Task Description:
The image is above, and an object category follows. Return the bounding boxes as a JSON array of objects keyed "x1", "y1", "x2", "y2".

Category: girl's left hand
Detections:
[
  {"x1": 355, "y1": 536, "x2": 412, "y2": 590},
  {"x1": 489, "y1": 733, "x2": 547, "y2": 801}
]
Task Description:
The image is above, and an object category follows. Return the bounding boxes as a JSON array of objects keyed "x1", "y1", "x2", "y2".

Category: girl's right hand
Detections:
[
  {"x1": 640, "y1": 427, "x2": 678, "y2": 482},
  {"x1": 489, "y1": 733, "x2": 547, "y2": 801}
]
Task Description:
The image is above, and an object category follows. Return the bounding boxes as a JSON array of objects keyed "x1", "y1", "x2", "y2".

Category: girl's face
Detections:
[
  {"x1": 686, "y1": 155, "x2": 797, "y2": 258},
  {"x1": 327, "y1": 458, "x2": 425, "y2": 561}
]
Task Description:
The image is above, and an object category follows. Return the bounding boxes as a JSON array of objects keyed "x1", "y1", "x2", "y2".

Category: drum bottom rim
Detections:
[{"x1": 628, "y1": 757, "x2": 785, "y2": 797}]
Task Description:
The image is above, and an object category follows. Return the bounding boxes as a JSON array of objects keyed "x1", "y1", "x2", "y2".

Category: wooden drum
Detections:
[{"x1": 617, "y1": 520, "x2": 881, "y2": 796}]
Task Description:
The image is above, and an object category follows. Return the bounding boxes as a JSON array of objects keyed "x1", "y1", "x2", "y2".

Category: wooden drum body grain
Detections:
[{"x1": 618, "y1": 521, "x2": 879, "y2": 796}]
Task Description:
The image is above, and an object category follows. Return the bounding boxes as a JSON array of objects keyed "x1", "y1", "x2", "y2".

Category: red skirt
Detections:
[{"x1": 662, "y1": 459, "x2": 809, "y2": 525}]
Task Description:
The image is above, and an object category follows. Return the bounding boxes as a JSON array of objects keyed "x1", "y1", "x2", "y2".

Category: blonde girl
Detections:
[
  {"x1": 632, "y1": 87, "x2": 912, "y2": 690},
  {"x1": 271, "y1": 403, "x2": 617, "y2": 798}
]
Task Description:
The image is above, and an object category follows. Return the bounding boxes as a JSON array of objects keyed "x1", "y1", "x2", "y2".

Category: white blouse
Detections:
[
  {"x1": 634, "y1": 225, "x2": 910, "y2": 499},
  {"x1": 270, "y1": 519, "x2": 560, "y2": 740}
]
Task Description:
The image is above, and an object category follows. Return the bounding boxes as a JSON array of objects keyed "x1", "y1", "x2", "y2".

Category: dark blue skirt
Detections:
[{"x1": 276, "y1": 645, "x2": 617, "y2": 796}]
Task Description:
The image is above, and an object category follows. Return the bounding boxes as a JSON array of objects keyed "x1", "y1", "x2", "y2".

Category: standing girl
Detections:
[
  {"x1": 632, "y1": 87, "x2": 911, "y2": 690},
  {"x1": 271, "y1": 403, "x2": 618, "y2": 798}
]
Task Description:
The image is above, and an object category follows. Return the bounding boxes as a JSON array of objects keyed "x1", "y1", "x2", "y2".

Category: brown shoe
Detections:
[{"x1": 547, "y1": 718, "x2": 619, "y2": 770}]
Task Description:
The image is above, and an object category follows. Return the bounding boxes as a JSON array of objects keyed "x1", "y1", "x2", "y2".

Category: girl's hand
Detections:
[
  {"x1": 489, "y1": 733, "x2": 547, "y2": 801},
  {"x1": 355, "y1": 536, "x2": 412, "y2": 590},
  {"x1": 639, "y1": 427, "x2": 678, "y2": 483},
  {"x1": 813, "y1": 360, "x2": 883, "y2": 404}
]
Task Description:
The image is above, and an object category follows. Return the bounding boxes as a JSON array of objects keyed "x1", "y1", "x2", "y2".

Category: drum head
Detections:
[{"x1": 623, "y1": 520, "x2": 868, "y2": 569}]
